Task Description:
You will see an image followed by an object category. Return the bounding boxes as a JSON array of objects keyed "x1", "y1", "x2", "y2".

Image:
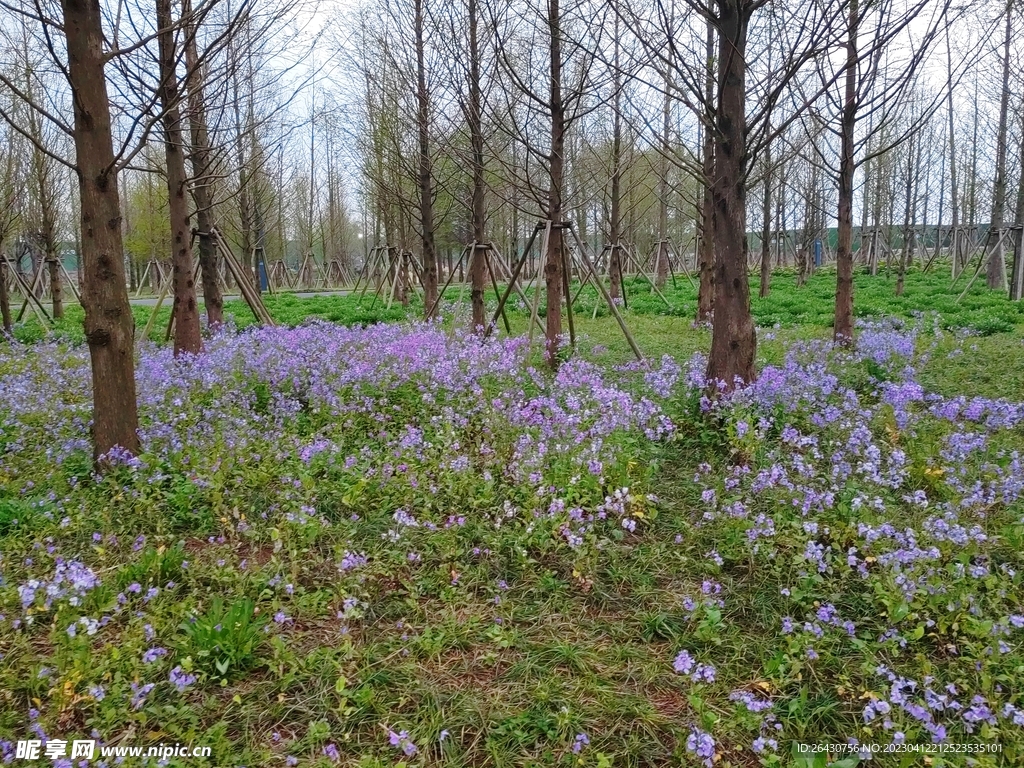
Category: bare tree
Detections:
[
  {"x1": 182, "y1": 0, "x2": 224, "y2": 328},
  {"x1": 62, "y1": 0, "x2": 141, "y2": 458},
  {"x1": 986, "y1": 0, "x2": 1012, "y2": 291},
  {"x1": 0, "y1": 109, "x2": 21, "y2": 335},
  {"x1": 813, "y1": 0, "x2": 954, "y2": 342},
  {"x1": 157, "y1": 0, "x2": 202, "y2": 354},
  {"x1": 696, "y1": 17, "x2": 715, "y2": 325}
]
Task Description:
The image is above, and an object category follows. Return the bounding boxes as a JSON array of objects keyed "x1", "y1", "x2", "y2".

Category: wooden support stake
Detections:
[
  {"x1": 6, "y1": 255, "x2": 52, "y2": 325},
  {"x1": 485, "y1": 224, "x2": 542, "y2": 338},
  {"x1": 567, "y1": 223, "x2": 643, "y2": 361},
  {"x1": 528, "y1": 222, "x2": 551, "y2": 346}
]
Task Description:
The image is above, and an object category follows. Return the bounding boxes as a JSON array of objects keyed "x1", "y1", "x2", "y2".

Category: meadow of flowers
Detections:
[{"x1": 0, "y1": 315, "x2": 1022, "y2": 767}]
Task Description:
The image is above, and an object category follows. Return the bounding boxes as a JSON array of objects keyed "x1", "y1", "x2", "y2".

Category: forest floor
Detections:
[{"x1": 1, "y1": 267, "x2": 1023, "y2": 767}]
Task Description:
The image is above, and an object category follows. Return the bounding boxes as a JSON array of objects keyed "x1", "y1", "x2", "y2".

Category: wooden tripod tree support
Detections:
[
  {"x1": 214, "y1": 229, "x2": 275, "y2": 324},
  {"x1": 486, "y1": 220, "x2": 643, "y2": 362},
  {"x1": 954, "y1": 229, "x2": 1008, "y2": 303},
  {"x1": 12, "y1": 253, "x2": 82, "y2": 322},
  {"x1": 581, "y1": 242, "x2": 673, "y2": 316},
  {"x1": 135, "y1": 260, "x2": 166, "y2": 298},
  {"x1": 143, "y1": 227, "x2": 275, "y2": 344},
  {"x1": 3, "y1": 252, "x2": 52, "y2": 326},
  {"x1": 322, "y1": 259, "x2": 351, "y2": 288},
  {"x1": 648, "y1": 239, "x2": 693, "y2": 289},
  {"x1": 296, "y1": 250, "x2": 330, "y2": 289},
  {"x1": 426, "y1": 241, "x2": 544, "y2": 336},
  {"x1": 268, "y1": 260, "x2": 292, "y2": 291},
  {"x1": 356, "y1": 245, "x2": 422, "y2": 310},
  {"x1": 352, "y1": 245, "x2": 390, "y2": 302}
]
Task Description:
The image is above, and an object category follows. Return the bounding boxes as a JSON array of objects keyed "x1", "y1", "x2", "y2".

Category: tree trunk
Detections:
[
  {"x1": 544, "y1": 0, "x2": 565, "y2": 368},
  {"x1": 833, "y1": 0, "x2": 857, "y2": 343},
  {"x1": 987, "y1": 0, "x2": 1012, "y2": 291},
  {"x1": 758, "y1": 148, "x2": 772, "y2": 299},
  {"x1": 696, "y1": 17, "x2": 715, "y2": 324},
  {"x1": 62, "y1": 0, "x2": 141, "y2": 460},
  {"x1": 656, "y1": 76, "x2": 671, "y2": 288},
  {"x1": 414, "y1": 0, "x2": 438, "y2": 315},
  {"x1": 609, "y1": 28, "x2": 623, "y2": 302},
  {"x1": 183, "y1": 0, "x2": 223, "y2": 328},
  {"x1": 0, "y1": 257, "x2": 11, "y2": 333},
  {"x1": 47, "y1": 256, "x2": 63, "y2": 319},
  {"x1": 157, "y1": 0, "x2": 201, "y2": 354},
  {"x1": 26, "y1": 71, "x2": 62, "y2": 319},
  {"x1": 706, "y1": 0, "x2": 756, "y2": 390},
  {"x1": 468, "y1": 0, "x2": 487, "y2": 331},
  {"x1": 896, "y1": 138, "x2": 914, "y2": 297},
  {"x1": 944, "y1": 21, "x2": 960, "y2": 278}
]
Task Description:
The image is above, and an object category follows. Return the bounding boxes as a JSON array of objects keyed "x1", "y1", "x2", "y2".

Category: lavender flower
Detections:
[{"x1": 169, "y1": 666, "x2": 196, "y2": 693}]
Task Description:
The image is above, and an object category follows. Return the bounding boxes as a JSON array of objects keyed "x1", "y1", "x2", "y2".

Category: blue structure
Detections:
[{"x1": 257, "y1": 259, "x2": 269, "y2": 293}]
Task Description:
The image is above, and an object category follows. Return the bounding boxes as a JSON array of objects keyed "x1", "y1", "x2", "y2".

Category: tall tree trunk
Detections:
[
  {"x1": 944, "y1": 21, "x2": 961, "y2": 278},
  {"x1": 896, "y1": 138, "x2": 914, "y2": 296},
  {"x1": 706, "y1": 0, "x2": 756, "y2": 389},
  {"x1": 414, "y1": 0, "x2": 438, "y2": 315},
  {"x1": 183, "y1": 0, "x2": 223, "y2": 328},
  {"x1": 231, "y1": 53, "x2": 256, "y2": 289},
  {"x1": 157, "y1": 0, "x2": 202, "y2": 354},
  {"x1": 40, "y1": 187, "x2": 63, "y2": 319},
  {"x1": 468, "y1": 0, "x2": 487, "y2": 330},
  {"x1": 25, "y1": 58, "x2": 63, "y2": 320},
  {"x1": 696, "y1": 17, "x2": 715, "y2": 324},
  {"x1": 609, "y1": 31, "x2": 623, "y2": 302},
  {"x1": 61, "y1": 0, "x2": 141, "y2": 460},
  {"x1": 987, "y1": 0, "x2": 1012, "y2": 291},
  {"x1": 656, "y1": 75, "x2": 671, "y2": 288},
  {"x1": 0, "y1": 257, "x2": 11, "y2": 333},
  {"x1": 544, "y1": 0, "x2": 565, "y2": 368},
  {"x1": 834, "y1": 0, "x2": 857, "y2": 343},
  {"x1": 47, "y1": 256, "x2": 63, "y2": 319},
  {"x1": 758, "y1": 163, "x2": 771, "y2": 299}
]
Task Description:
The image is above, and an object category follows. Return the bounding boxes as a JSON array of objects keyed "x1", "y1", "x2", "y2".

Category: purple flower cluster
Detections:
[
  {"x1": 387, "y1": 729, "x2": 417, "y2": 756},
  {"x1": 685, "y1": 728, "x2": 715, "y2": 767},
  {"x1": 673, "y1": 650, "x2": 716, "y2": 682},
  {"x1": 169, "y1": 665, "x2": 197, "y2": 692},
  {"x1": 18, "y1": 559, "x2": 99, "y2": 612}
]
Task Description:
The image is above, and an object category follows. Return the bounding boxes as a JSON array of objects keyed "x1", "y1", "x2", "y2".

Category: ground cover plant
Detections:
[
  {"x1": 8, "y1": 293, "x2": 412, "y2": 346},
  {"x1": 9, "y1": 264, "x2": 1023, "y2": 348},
  {"x1": 565, "y1": 267, "x2": 1024, "y2": 337},
  {"x1": 1, "y1": 304, "x2": 1023, "y2": 767}
]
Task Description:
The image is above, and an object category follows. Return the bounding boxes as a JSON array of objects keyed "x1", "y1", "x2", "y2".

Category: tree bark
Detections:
[
  {"x1": 833, "y1": 0, "x2": 857, "y2": 343},
  {"x1": 468, "y1": 0, "x2": 487, "y2": 331},
  {"x1": 414, "y1": 0, "x2": 438, "y2": 315},
  {"x1": 182, "y1": 0, "x2": 223, "y2": 328},
  {"x1": 0, "y1": 257, "x2": 11, "y2": 333},
  {"x1": 696, "y1": 17, "x2": 715, "y2": 324},
  {"x1": 758, "y1": 164, "x2": 771, "y2": 299},
  {"x1": 47, "y1": 256, "x2": 63, "y2": 319},
  {"x1": 987, "y1": 0, "x2": 1012, "y2": 291},
  {"x1": 944, "y1": 21, "x2": 960, "y2": 279},
  {"x1": 25, "y1": 64, "x2": 63, "y2": 319},
  {"x1": 706, "y1": 0, "x2": 756, "y2": 390},
  {"x1": 544, "y1": 0, "x2": 565, "y2": 368},
  {"x1": 609, "y1": 28, "x2": 623, "y2": 302},
  {"x1": 157, "y1": 0, "x2": 202, "y2": 354},
  {"x1": 656, "y1": 78, "x2": 671, "y2": 288},
  {"x1": 61, "y1": 0, "x2": 141, "y2": 460},
  {"x1": 896, "y1": 137, "x2": 915, "y2": 297}
]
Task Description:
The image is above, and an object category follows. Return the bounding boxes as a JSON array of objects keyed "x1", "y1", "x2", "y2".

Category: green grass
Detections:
[{"x1": 8, "y1": 262, "x2": 1023, "y2": 347}]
